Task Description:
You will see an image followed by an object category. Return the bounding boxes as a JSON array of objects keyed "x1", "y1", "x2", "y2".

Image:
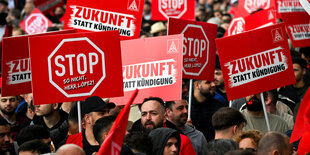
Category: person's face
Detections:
[
  {"x1": 41, "y1": 138, "x2": 55, "y2": 152},
  {"x1": 245, "y1": 94, "x2": 264, "y2": 112},
  {"x1": 214, "y1": 69, "x2": 224, "y2": 88},
  {"x1": 23, "y1": 93, "x2": 33, "y2": 104},
  {"x1": 214, "y1": 11, "x2": 222, "y2": 19},
  {"x1": 89, "y1": 107, "x2": 110, "y2": 125},
  {"x1": 0, "y1": 125, "x2": 13, "y2": 152},
  {"x1": 24, "y1": 3, "x2": 33, "y2": 15},
  {"x1": 19, "y1": 151, "x2": 39, "y2": 155},
  {"x1": 293, "y1": 64, "x2": 305, "y2": 83},
  {"x1": 141, "y1": 100, "x2": 165, "y2": 132},
  {"x1": 0, "y1": 96, "x2": 18, "y2": 115},
  {"x1": 182, "y1": 81, "x2": 189, "y2": 98},
  {"x1": 239, "y1": 138, "x2": 257, "y2": 152},
  {"x1": 143, "y1": 4, "x2": 151, "y2": 14},
  {"x1": 167, "y1": 100, "x2": 188, "y2": 126},
  {"x1": 301, "y1": 53, "x2": 310, "y2": 66},
  {"x1": 35, "y1": 104, "x2": 55, "y2": 116},
  {"x1": 163, "y1": 137, "x2": 179, "y2": 155},
  {"x1": 55, "y1": 7, "x2": 63, "y2": 16},
  {"x1": 197, "y1": 80, "x2": 216, "y2": 97}
]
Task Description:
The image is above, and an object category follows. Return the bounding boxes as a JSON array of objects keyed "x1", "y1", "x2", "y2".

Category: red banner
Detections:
[
  {"x1": 151, "y1": 0, "x2": 195, "y2": 21},
  {"x1": 168, "y1": 18, "x2": 217, "y2": 81},
  {"x1": 290, "y1": 89, "x2": 310, "y2": 143},
  {"x1": 225, "y1": 8, "x2": 277, "y2": 36},
  {"x1": 1, "y1": 30, "x2": 76, "y2": 97},
  {"x1": 98, "y1": 89, "x2": 138, "y2": 155},
  {"x1": 281, "y1": 12, "x2": 310, "y2": 48},
  {"x1": 110, "y1": 35, "x2": 183, "y2": 105},
  {"x1": 63, "y1": 0, "x2": 144, "y2": 40},
  {"x1": 216, "y1": 24, "x2": 295, "y2": 101},
  {"x1": 235, "y1": 0, "x2": 275, "y2": 17},
  {"x1": 20, "y1": 8, "x2": 53, "y2": 35},
  {"x1": 34, "y1": 0, "x2": 65, "y2": 14},
  {"x1": 29, "y1": 31, "x2": 123, "y2": 105}
]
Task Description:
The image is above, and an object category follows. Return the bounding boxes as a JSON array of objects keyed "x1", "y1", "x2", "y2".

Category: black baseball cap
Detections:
[{"x1": 81, "y1": 96, "x2": 115, "y2": 117}]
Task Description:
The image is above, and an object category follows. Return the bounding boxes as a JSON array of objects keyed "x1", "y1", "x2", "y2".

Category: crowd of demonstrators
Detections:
[{"x1": 0, "y1": 0, "x2": 308, "y2": 154}]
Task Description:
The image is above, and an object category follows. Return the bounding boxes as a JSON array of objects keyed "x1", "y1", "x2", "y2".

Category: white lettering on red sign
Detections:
[
  {"x1": 6, "y1": 58, "x2": 31, "y2": 84},
  {"x1": 288, "y1": 24, "x2": 310, "y2": 40},
  {"x1": 54, "y1": 53, "x2": 98, "y2": 76},
  {"x1": 277, "y1": 0, "x2": 305, "y2": 12},
  {"x1": 224, "y1": 47, "x2": 288, "y2": 87},
  {"x1": 26, "y1": 14, "x2": 48, "y2": 34},
  {"x1": 48, "y1": 37, "x2": 106, "y2": 97},
  {"x1": 122, "y1": 59, "x2": 176, "y2": 91},
  {"x1": 69, "y1": 5, "x2": 135, "y2": 37},
  {"x1": 161, "y1": 0, "x2": 184, "y2": 9},
  {"x1": 159, "y1": 0, "x2": 187, "y2": 18},
  {"x1": 183, "y1": 37, "x2": 206, "y2": 58},
  {"x1": 245, "y1": 0, "x2": 270, "y2": 13}
]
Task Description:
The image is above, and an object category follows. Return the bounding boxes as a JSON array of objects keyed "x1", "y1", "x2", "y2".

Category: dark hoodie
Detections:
[{"x1": 149, "y1": 128, "x2": 181, "y2": 155}]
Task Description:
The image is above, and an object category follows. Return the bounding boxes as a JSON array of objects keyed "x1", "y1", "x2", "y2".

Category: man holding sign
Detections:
[{"x1": 242, "y1": 92, "x2": 289, "y2": 133}]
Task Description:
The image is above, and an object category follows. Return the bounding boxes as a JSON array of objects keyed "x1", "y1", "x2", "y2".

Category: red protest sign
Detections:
[
  {"x1": 276, "y1": 0, "x2": 306, "y2": 18},
  {"x1": 151, "y1": 0, "x2": 195, "y2": 21},
  {"x1": 20, "y1": 8, "x2": 53, "y2": 35},
  {"x1": 245, "y1": 8, "x2": 276, "y2": 30},
  {"x1": 29, "y1": 31, "x2": 123, "y2": 105},
  {"x1": 281, "y1": 12, "x2": 310, "y2": 47},
  {"x1": 235, "y1": 0, "x2": 275, "y2": 17},
  {"x1": 63, "y1": 0, "x2": 144, "y2": 40},
  {"x1": 1, "y1": 30, "x2": 76, "y2": 97},
  {"x1": 34, "y1": 0, "x2": 65, "y2": 14},
  {"x1": 216, "y1": 24, "x2": 295, "y2": 101},
  {"x1": 168, "y1": 18, "x2": 217, "y2": 80},
  {"x1": 110, "y1": 35, "x2": 183, "y2": 105},
  {"x1": 225, "y1": 8, "x2": 276, "y2": 37}
]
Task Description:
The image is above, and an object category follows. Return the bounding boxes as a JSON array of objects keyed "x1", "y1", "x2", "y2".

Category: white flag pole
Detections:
[
  {"x1": 260, "y1": 92, "x2": 271, "y2": 131},
  {"x1": 77, "y1": 101, "x2": 82, "y2": 132},
  {"x1": 188, "y1": 79, "x2": 193, "y2": 120}
]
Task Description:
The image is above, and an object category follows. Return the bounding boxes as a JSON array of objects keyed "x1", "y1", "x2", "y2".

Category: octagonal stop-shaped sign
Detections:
[
  {"x1": 244, "y1": 0, "x2": 270, "y2": 13},
  {"x1": 26, "y1": 14, "x2": 48, "y2": 34},
  {"x1": 182, "y1": 24, "x2": 209, "y2": 76},
  {"x1": 168, "y1": 18, "x2": 217, "y2": 80},
  {"x1": 20, "y1": 8, "x2": 53, "y2": 35},
  {"x1": 48, "y1": 37, "x2": 106, "y2": 97},
  {"x1": 159, "y1": 0, "x2": 187, "y2": 18}
]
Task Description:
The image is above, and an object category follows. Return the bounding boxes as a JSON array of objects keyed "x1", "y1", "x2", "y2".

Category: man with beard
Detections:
[
  {"x1": 214, "y1": 60, "x2": 228, "y2": 105},
  {"x1": 165, "y1": 100, "x2": 207, "y2": 155},
  {"x1": 131, "y1": 97, "x2": 197, "y2": 155},
  {"x1": 241, "y1": 93, "x2": 289, "y2": 133},
  {"x1": 32, "y1": 103, "x2": 68, "y2": 130},
  {"x1": 0, "y1": 95, "x2": 29, "y2": 140},
  {"x1": 191, "y1": 80, "x2": 225, "y2": 141},
  {"x1": 0, "y1": 117, "x2": 15, "y2": 155}
]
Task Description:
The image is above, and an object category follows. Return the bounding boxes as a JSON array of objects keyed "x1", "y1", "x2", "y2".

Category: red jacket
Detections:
[
  {"x1": 179, "y1": 134, "x2": 197, "y2": 155},
  {"x1": 65, "y1": 132, "x2": 83, "y2": 148}
]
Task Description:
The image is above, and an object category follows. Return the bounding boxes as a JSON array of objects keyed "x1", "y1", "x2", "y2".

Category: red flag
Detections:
[
  {"x1": 290, "y1": 88, "x2": 310, "y2": 143},
  {"x1": 97, "y1": 89, "x2": 138, "y2": 155}
]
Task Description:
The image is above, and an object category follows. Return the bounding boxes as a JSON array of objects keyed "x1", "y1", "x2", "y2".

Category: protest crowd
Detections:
[{"x1": 0, "y1": 0, "x2": 309, "y2": 154}]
